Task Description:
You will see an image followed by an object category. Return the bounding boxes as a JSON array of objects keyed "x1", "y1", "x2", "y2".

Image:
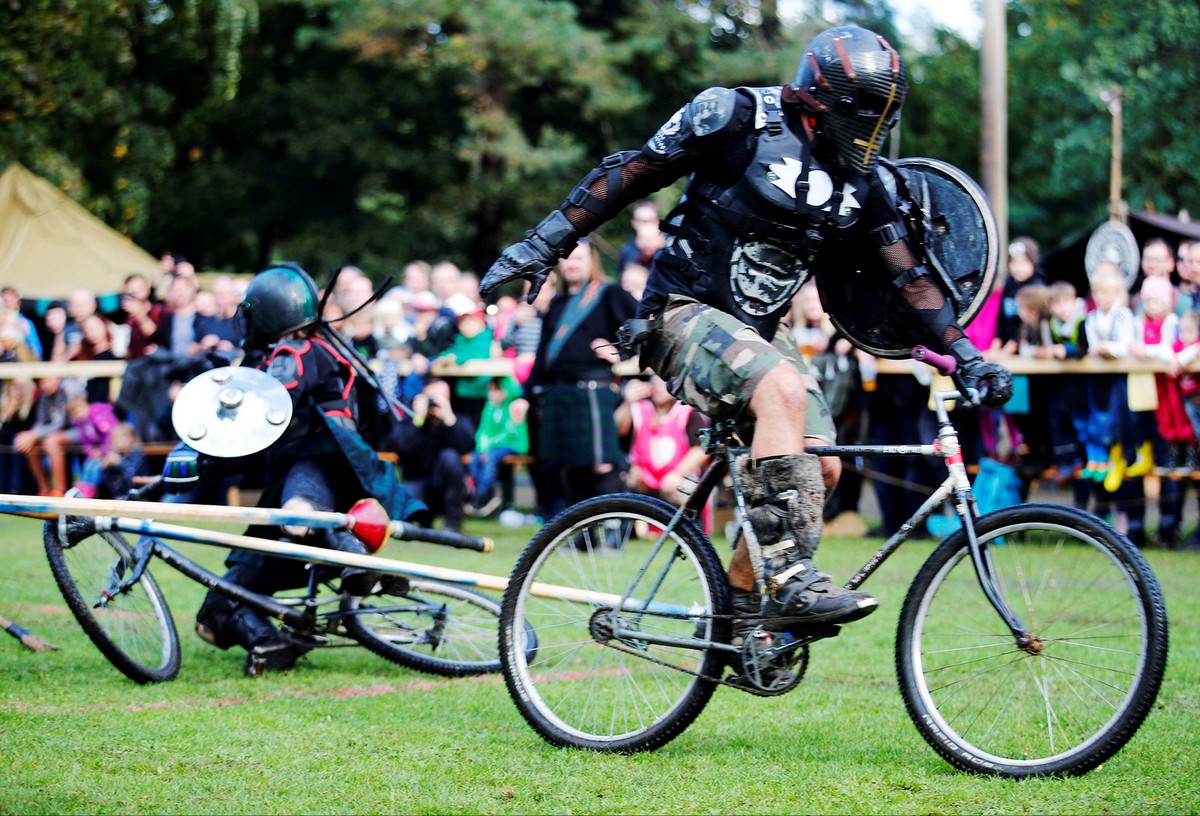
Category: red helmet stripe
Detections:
[
  {"x1": 807, "y1": 51, "x2": 832, "y2": 90},
  {"x1": 833, "y1": 35, "x2": 857, "y2": 82},
  {"x1": 876, "y1": 34, "x2": 901, "y2": 77}
]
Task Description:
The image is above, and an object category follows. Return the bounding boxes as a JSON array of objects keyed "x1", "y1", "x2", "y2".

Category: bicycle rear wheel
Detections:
[
  {"x1": 341, "y1": 579, "x2": 507, "y2": 677},
  {"x1": 896, "y1": 503, "x2": 1168, "y2": 777},
  {"x1": 43, "y1": 520, "x2": 181, "y2": 683},
  {"x1": 500, "y1": 494, "x2": 729, "y2": 753}
]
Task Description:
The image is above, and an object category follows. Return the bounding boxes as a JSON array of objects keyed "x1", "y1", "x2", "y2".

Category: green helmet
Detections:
[{"x1": 239, "y1": 263, "x2": 320, "y2": 349}]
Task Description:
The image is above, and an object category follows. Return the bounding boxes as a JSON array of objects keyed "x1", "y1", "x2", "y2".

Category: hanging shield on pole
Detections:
[
  {"x1": 1084, "y1": 220, "x2": 1140, "y2": 289},
  {"x1": 817, "y1": 157, "x2": 1000, "y2": 359}
]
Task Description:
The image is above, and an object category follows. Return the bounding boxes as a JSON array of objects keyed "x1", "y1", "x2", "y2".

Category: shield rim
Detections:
[{"x1": 821, "y1": 157, "x2": 1000, "y2": 359}]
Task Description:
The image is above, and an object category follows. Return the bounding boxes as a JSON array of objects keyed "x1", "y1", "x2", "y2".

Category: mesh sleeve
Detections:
[
  {"x1": 872, "y1": 225, "x2": 965, "y2": 349},
  {"x1": 561, "y1": 155, "x2": 680, "y2": 234}
]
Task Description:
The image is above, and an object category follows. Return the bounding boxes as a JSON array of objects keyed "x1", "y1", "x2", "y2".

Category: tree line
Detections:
[{"x1": 1, "y1": 0, "x2": 1197, "y2": 280}]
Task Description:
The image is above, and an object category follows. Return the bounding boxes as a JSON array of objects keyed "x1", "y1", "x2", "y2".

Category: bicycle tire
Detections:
[
  {"x1": 500, "y1": 494, "x2": 730, "y2": 752},
  {"x1": 896, "y1": 503, "x2": 1168, "y2": 778},
  {"x1": 341, "y1": 579, "x2": 510, "y2": 677},
  {"x1": 43, "y1": 520, "x2": 181, "y2": 684}
]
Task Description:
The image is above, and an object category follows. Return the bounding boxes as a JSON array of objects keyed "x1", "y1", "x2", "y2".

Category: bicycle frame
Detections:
[{"x1": 617, "y1": 385, "x2": 1034, "y2": 647}]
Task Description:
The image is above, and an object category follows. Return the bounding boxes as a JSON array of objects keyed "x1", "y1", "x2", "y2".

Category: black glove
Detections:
[
  {"x1": 480, "y1": 210, "x2": 578, "y2": 304},
  {"x1": 949, "y1": 338, "x2": 1013, "y2": 407}
]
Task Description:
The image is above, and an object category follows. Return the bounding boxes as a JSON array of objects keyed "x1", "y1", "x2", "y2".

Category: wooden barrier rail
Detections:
[{"x1": 0, "y1": 354, "x2": 1194, "y2": 382}]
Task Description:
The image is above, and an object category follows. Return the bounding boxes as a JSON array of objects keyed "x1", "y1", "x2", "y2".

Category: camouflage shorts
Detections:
[{"x1": 640, "y1": 296, "x2": 834, "y2": 443}]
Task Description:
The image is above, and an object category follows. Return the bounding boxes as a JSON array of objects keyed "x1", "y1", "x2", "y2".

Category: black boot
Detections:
[
  {"x1": 730, "y1": 454, "x2": 877, "y2": 639},
  {"x1": 225, "y1": 606, "x2": 306, "y2": 676},
  {"x1": 324, "y1": 529, "x2": 382, "y2": 596}
]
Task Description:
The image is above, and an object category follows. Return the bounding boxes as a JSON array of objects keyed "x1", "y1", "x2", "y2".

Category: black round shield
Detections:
[{"x1": 817, "y1": 157, "x2": 1000, "y2": 358}]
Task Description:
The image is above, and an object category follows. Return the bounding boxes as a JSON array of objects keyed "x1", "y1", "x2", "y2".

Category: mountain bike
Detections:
[
  {"x1": 38, "y1": 481, "x2": 523, "y2": 684},
  {"x1": 497, "y1": 347, "x2": 1169, "y2": 778}
]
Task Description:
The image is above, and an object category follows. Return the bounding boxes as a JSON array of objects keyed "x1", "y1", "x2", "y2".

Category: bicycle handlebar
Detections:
[
  {"x1": 912, "y1": 345, "x2": 957, "y2": 376},
  {"x1": 390, "y1": 521, "x2": 494, "y2": 553}
]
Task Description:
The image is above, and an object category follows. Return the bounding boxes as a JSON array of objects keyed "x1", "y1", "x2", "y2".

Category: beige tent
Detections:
[{"x1": 0, "y1": 162, "x2": 160, "y2": 298}]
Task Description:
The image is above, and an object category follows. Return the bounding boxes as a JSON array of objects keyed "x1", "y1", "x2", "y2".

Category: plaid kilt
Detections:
[{"x1": 537, "y1": 381, "x2": 624, "y2": 468}]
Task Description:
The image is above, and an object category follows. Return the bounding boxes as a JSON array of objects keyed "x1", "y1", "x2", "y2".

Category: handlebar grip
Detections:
[
  {"x1": 127, "y1": 478, "x2": 166, "y2": 503},
  {"x1": 913, "y1": 345, "x2": 957, "y2": 376},
  {"x1": 390, "y1": 521, "x2": 494, "y2": 553}
]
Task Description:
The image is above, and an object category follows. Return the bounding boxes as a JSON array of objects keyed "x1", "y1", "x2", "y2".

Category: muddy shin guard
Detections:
[{"x1": 737, "y1": 453, "x2": 825, "y2": 577}]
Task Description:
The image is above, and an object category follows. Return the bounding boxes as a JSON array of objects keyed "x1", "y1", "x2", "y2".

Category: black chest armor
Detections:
[{"x1": 654, "y1": 87, "x2": 868, "y2": 337}]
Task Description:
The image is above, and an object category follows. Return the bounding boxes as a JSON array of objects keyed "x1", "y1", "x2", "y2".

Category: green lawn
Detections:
[{"x1": 1, "y1": 511, "x2": 1196, "y2": 815}]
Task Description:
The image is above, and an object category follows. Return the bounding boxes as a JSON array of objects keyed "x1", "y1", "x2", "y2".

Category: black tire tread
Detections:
[
  {"x1": 500, "y1": 493, "x2": 730, "y2": 753},
  {"x1": 42, "y1": 521, "x2": 181, "y2": 684},
  {"x1": 896, "y1": 503, "x2": 1168, "y2": 778},
  {"x1": 342, "y1": 579, "x2": 503, "y2": 677}
]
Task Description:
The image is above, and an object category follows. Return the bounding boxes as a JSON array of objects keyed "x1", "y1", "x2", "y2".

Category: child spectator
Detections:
[
  {"x1": 1135, "y1": 276, "x2": 1193, "y2": 473},
  {"x1": 615, "y1": 376, "x2": 709, "y2": 507},
  {"x1": 1172, "y1": 310, "x2": 1200, "y2": 550},
  {"x1": 1014, "y1": 284, "x2": 1051, "y2": 357},
  {"x1": 66, "y1": 392, "x2": 120, "y2": 499},
  {"x1": 993, "y1": 237, "x2": 1048, "y2": 356},
  {"x1": 441, "y1": 294, "x2": 494, "y2": 430},
  {"x1": 1083, "y1": 264, "x2": 1137, "y2": 484},
  {"x1": 95, "y1": 422, "x2": 144, "y2": 499},
  {"x1": 1043, "y1": 282, "x2": 1089, "y2": 488},
  {"x1": 465, "y1": 377, "x2": 529, "y2": 518},
  {"x1": 1132, "y1": 237, "x2": 1178, "y2": 315},
  {"x1": 1131, "y1": 276, "x2": 1191, "y2": 545},
  {"x1": 1175, "y1": 310, "x2": 1200, "y2": 457}
]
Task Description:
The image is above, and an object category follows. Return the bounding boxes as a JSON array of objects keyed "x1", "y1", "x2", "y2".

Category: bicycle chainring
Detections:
[{"x1": 731, "y1": 627, "x2": 811, "y2": 695}]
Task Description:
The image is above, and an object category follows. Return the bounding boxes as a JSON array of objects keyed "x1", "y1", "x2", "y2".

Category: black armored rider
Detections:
[{"x1": 481, "y1": 25, "x2": 1012, "y2": 651}]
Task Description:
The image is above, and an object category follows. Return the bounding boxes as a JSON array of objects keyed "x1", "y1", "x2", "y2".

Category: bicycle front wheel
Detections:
[
  {"x1": 500, "y1": 494, "x2": 730, "y2": 753},
  {"x1": 897, "y1": 503, "x2": 1168, "y2": 778},
  {"x1": 341, "y1": 579, "x2": 507, "y2": 677},
  {"x1": 43, "y1": 520, "x2": 180, "y2": 683}
]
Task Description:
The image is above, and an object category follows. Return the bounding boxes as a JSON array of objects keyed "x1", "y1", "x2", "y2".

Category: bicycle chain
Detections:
[{"x1": 591, "y1": 606, "x2": 811, "y2": 698}]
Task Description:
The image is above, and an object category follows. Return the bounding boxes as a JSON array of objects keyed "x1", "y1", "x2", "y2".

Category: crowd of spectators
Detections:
[{"x1": 4, "y1": 225, "x2": 1200, "y2": 549}]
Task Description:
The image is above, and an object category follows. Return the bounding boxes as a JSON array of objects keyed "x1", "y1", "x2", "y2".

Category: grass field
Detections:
[{"x1": 1, "y1": 510, "x2": 1197, "y2": 815}]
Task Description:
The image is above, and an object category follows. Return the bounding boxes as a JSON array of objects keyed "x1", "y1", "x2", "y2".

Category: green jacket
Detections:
[{"x1": 476, "y1": 377, "x2": 529, "y2": 455}]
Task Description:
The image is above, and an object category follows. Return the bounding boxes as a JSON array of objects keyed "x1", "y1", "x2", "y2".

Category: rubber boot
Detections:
[
  {"x1": 325, "y1": 529, "x2": 382, "y2": 597},
  {"x1": 730, "y1": 454, "x2": 877, "y2": 637}
]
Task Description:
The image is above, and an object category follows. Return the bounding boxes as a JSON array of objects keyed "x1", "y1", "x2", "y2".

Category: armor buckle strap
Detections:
[
  {"x1": 890, "y1": 264, "x2": 932, "y2": 290},
  {"x1": 872, "y1": 220, "x2": 907, "y2": 246}
]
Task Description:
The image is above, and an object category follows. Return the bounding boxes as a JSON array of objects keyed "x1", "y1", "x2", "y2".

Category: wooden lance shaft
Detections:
[{"x1": 100, "y1": 516, "x2": 653, "y2": 610}]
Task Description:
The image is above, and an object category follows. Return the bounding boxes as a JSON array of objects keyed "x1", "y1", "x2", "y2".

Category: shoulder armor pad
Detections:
[
  {"x1": 736, "y1": 86, "x2": 785, "y2": 131},
  {"x1": 688, "y1": 87, "x2": 739, "y2": 137}
]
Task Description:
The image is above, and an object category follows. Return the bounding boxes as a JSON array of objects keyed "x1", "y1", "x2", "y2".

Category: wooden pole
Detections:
[
  {"x1": 981, "y1": 0, "x2": 1009, "y2": 259},
  {"x1": 1100, "y1": 85, "x2": 1124, "y2": 220},
  {"x1": 102, "y1": 517, "x2": 644, "y2": 609}
]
